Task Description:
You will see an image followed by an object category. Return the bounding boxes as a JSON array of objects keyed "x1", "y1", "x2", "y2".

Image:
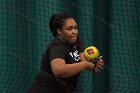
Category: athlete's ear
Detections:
[{"x1": 57, "y1": 29, "x2": 61, "y2": 35}]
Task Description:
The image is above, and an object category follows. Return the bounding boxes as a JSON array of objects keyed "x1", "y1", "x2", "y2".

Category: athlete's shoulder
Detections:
[
  {"x1": 48, "y1": 38, "x2": 63, "y2": 46},
  {"x1": 46, "y1": 38, "x2": 66, "y2": 51}
]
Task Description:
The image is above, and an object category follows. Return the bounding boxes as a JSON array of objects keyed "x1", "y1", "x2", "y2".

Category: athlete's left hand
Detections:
[{"x1": 94, "y1": 56, "x2": 104, "y2": 72}]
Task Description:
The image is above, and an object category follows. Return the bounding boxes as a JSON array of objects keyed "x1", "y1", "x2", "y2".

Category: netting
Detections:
[{"x1": 0, "y1": 0, "x2": 140, "y2": 93}]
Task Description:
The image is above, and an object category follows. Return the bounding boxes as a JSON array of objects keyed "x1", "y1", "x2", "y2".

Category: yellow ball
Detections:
[{"x1": 84, "y1": 46, "x2": 100, "y2": 63}]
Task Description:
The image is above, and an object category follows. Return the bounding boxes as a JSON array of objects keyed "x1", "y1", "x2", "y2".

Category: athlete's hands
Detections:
[
  {"x1": 94, "y1": 56, "x2": 104, "y2": 72},
  {"x1": 85, "y1": 61, "x2": 96, "y2": 71}
]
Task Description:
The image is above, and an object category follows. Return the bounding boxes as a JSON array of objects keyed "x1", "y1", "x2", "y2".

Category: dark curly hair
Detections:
[{"x1": 49, "y1": 12, "x2": 72, "y2": 37}]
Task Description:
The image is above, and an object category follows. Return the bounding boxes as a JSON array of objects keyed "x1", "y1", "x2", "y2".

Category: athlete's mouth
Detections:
[{"x1": 71, "y1": 36, "x2": 77, "y2": 39}]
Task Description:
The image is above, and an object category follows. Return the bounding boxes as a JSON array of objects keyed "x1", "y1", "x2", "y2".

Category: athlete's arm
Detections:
[{"x1": 50, "y1": 58, "x2": 95, "y2": 78}]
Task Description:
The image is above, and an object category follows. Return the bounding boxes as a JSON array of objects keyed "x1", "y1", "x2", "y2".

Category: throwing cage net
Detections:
[{"x1": 0, "y1": 0, "x2": 140, "y2": 93}]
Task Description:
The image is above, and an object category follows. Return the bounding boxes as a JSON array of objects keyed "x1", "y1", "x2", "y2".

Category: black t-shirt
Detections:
[{"x1": 37, "y1": 37, "x2": 82, "y2": 90}]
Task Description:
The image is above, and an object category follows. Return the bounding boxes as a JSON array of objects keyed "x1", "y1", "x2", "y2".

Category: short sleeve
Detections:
[
  {"x1": 48, "y1": 45, "x2": 66, "y2": 61},
  {"x1": 78, "y1": 48, "x2": 84, "y2": 54}
]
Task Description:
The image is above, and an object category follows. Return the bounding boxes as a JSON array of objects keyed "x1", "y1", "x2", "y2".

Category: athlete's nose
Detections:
[{"x1": 72, "y1": 27, "x2": 78, "y2": 35}]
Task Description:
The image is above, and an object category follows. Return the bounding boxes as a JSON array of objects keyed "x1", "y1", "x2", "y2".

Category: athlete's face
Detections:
[{"x1": 59, "y1": 18, "x2": 78, "y2": 45}]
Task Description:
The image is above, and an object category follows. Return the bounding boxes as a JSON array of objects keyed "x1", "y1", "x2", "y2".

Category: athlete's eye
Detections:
[
  {"x1": 66, "y1": 25, "x2": 78, "y2": 31},
  {"x1": 66, "y1": 27, "x2": 73, "y2": 31}
]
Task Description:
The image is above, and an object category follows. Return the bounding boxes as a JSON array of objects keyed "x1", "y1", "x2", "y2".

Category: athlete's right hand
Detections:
[{"x1": 84, "y1": 61, "x2": 96, "y2": 71}]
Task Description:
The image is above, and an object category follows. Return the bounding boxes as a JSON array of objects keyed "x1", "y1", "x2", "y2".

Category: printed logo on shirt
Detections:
[{"x1": 69, "y1": 50, "x2": 80, "y2": 61}]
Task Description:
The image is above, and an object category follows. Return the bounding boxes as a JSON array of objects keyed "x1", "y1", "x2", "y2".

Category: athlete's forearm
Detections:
[{"x1": 53, "y1": 61, "x2": 94, "y2": 78}]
